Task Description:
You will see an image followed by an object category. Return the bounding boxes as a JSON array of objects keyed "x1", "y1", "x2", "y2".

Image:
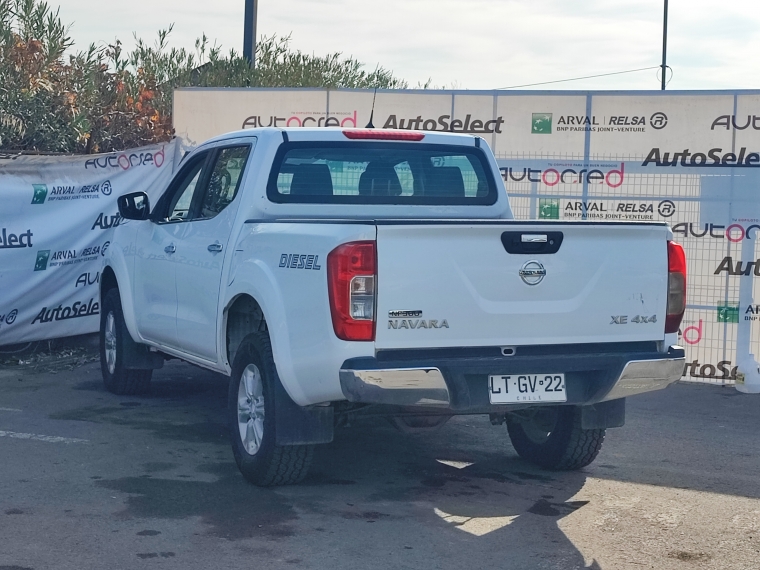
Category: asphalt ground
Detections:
[{"x1": 0, "y1": 353, "x2": 759, "y2": 570}]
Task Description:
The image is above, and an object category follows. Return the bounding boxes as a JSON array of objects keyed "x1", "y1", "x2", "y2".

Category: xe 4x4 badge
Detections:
[{"x1": 611, "y1": 315, "x2": 657, "y2": 324}]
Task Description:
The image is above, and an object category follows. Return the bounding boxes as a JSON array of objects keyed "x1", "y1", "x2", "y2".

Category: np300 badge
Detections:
[{"x1": 519, "y1": 260, "x2": 546, "y2": 285}]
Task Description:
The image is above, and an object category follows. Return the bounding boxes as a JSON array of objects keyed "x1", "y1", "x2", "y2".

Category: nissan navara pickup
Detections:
[{"x1": 100, "y1": 127, "x2": 686, "y2": 486}]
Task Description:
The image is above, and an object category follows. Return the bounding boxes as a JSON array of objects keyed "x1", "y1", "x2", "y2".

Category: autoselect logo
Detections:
[
  {"x1": 714, "y1": 256, "x2": 760, "y2": 276},
  {"x1": 91, "y1": 212, "x2": 123, "y2": 230},
  {"x1": 0, "y1": 228, "x2": 33, "y2": 249},
  {"x1": 84, "y1": 147, "x2": 165, "y2": 170},
  {"x1": 535, "y1": 111, "x2": 667, "y2": 133},
  {"x1": 642, "y1": 147, "x2": 760, "y2": 167},
  {"x1": 382, "y1": 114, "x2": 504, "y2": 134},
  {"x1": 501, "y1": 162, "x2": 625, "y2": 188},
  {"x1": 684, "y1": 359, "x2": 737, "y2": 380},
  {"x1": 35, "y1": 180, "x2": 114, "y2": 203},
  {"x1": 30, "y1": 298, "x2": 99, "y2": 325}
]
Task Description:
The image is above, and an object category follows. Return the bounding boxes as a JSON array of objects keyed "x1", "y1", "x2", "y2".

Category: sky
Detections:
[{"x1": 58, "y1": 0, "x2": 760, "y2": 91}]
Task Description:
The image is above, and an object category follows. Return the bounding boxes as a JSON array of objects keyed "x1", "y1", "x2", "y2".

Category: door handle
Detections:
[
  {"x1": 164, "y1": 244, "x2": 176, "y2": 254},
  {"x1": 207, "y1": 242, "x2": 223, "y2": 253}
]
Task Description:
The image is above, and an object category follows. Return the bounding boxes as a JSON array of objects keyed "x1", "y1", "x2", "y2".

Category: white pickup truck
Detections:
[{"x1": 100, "y1": 127, "x2": 686, "y2": 486}]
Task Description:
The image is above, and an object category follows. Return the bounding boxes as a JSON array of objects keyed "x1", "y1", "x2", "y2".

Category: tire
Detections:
[
  {"x1": 228, "y1": 332, "x2": 314, "y2": 486},
  {"x1": 100, "y1": 288, "x2": 152, "y2": 395},
  {"x1": 506, "y1": 406, "x2": 605, "y2": 470}
]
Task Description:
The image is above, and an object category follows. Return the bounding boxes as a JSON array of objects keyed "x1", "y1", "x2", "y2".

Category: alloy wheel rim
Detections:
[
  {"x1": 104, "y1": 312, "x2": 117, "y2": 375},
  {"x1": 238, "y1": 363, "x2": 265, "y2": 455}
]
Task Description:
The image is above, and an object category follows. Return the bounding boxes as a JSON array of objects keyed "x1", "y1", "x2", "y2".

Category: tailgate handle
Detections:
[{"x1": 501, "y1": 231, "x2": 564, "y2": 254}]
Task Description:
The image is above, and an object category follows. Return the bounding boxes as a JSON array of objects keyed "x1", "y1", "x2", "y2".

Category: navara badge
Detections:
[{"x1": 519, "y1": 260, "x2": 546, "y2": 285}]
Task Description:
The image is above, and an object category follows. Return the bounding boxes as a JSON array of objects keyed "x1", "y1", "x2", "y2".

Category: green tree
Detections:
[{"x1": 0, "y1": 0, "x2": 407, "y2": 153}]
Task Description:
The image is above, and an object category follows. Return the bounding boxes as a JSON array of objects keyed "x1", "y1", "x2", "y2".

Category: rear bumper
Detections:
[{"x1": 339, "y1": 344, "x2": 685, "y2": 411}]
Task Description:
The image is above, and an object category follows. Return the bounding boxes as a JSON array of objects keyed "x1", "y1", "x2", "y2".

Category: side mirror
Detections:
[{"x1": 117, "y1": 192, "x2": 151, "y2": 220}]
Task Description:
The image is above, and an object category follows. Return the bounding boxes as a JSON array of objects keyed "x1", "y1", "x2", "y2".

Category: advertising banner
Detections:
[
  {"x1": 0, "y1": 141, "x2": 179, "y2": 345},
  {"x1": 173, "y1": 87, "x2": 760, "y2": 390}
]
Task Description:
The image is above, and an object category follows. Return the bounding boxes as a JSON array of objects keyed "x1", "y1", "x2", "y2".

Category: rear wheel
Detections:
[
  {"x1": 228, "y1": 332, "x2": 314, "y2": 486},
  {"x1": 100, "y1": 288, "x2": 152, "y2": 395},
  {"x1": 506, "y1": 406, "x2": 605, "y2": 470}
]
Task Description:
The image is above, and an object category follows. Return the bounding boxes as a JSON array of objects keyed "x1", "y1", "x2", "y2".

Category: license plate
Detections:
[{"x1": 488, "y1": 374, "x2": 566, "y2": 404}]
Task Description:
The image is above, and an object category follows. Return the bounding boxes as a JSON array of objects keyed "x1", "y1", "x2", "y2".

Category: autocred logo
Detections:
[
  {"x1": 84, "y1": 147, "x2": 165, "y2": 170},
  {"x1": 711, "y1": 115, "x2": 760, "y2": 130},
  {"x1": 31, "y1": 298, "x2": 99, "y2": 325},
  {"x1": 501, "y1": 162, "x2": 625, "y2": 188},
  {"x1": 535, "y1": 111, "x2": 667, "y2": 133},
  {"x1": 672, "y1": 222, "x2": 760, "y2": 241},
  {"x1": 243, "y1": 110, "x2": 359, "y2": 129},
  {"x1": 75, "y1": 271, "x2": 100, "y2": 288},
  {"x1": 0, "y1": 309, "x2": 18, "y2": 328}
]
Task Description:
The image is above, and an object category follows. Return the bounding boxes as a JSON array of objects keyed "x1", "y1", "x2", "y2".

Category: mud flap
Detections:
[
  {"x1": 274, "y1": 377, "x2": 334, "y2": 445},
  {"x1": 581, "y1": 398, "x2": 625, "y2": 429},
  {"x1": 122, "y1": 335, "x2": 164, "y2": 370}
]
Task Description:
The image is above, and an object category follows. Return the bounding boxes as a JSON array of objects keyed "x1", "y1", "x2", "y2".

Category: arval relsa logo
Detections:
[{"x1": 531, "y1": 113, "x2": 552, "y2": 134}]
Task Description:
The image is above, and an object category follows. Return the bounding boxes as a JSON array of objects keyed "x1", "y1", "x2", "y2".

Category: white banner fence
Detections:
[{"x1": 0, "y1": 141, "x2": 179, "y2": 346}]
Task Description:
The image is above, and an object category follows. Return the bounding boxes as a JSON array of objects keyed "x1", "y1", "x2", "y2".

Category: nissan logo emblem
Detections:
[{"x1": 519, "y1": 260, "x2": 546, "y2": 285}]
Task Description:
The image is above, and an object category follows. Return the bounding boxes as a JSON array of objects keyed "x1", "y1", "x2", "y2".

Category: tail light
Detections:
[
  {"x1": 665, "y1": 241, "x2": 687, "y2": 334},
  {"x1": 327, "y1": 241, "x2": 376, "y2": 341}
]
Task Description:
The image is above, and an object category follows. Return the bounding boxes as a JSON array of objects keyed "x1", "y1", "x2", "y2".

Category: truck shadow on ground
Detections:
[
  {"x1": 52, "y1": 361, "x2": 760, "y2": 569},
  {"x1": 75, "y1": 359, "x2": 604, "y2": 568}
]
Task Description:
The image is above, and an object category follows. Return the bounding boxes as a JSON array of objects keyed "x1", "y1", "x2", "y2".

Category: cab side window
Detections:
[
  {"x1": 158, "y1": 152, "x2": 210, "y2": 223},
  {"x1": 198, "y1": 145, "x2": 251, "y2": 219}
]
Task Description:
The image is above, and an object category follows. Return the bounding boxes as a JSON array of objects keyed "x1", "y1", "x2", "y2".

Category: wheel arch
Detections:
[
  {"x1": 99, "y1": 263, "x2": 140, "y2": 344},
  {"x1": 224, "y1": 293, "x2": 268, "y2": 371}
]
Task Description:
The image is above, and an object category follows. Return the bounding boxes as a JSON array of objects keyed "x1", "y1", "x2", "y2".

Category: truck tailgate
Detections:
[{"x1": 374, "y1": 222, "x2": 669, "y2": 349}]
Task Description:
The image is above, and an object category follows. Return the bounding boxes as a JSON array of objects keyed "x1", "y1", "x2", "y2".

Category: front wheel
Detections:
[
  {"x1": 506, "y1": 406, "x2": 605, "y2": 470},
  {"x1": 228, "y1": 332, "x2": 314, "y2": 486},
  {"x1": 100, "y1": 288, "x2": 152, "y2": 395}
]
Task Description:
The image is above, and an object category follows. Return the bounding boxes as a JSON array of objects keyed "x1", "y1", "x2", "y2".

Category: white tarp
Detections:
[
  {"x1": 173, "y1": 88, "x2": 760, "y2": 390},
  {"x1": 0, "y1": 141, "x2": 179, "y2": 345}
]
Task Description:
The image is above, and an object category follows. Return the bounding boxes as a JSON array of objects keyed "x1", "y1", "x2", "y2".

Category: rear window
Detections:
[{"x1": 267, "y1": 142, "x2": 498, "y2": 205}]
